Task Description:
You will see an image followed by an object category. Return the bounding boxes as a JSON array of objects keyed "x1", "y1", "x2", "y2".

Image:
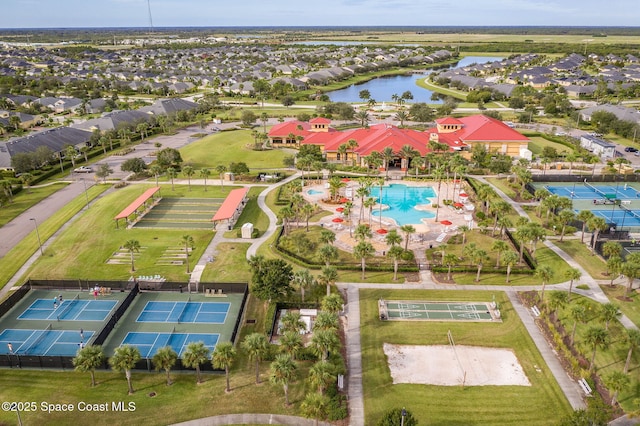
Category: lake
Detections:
[{"x1": 328, "y1": 56, "x2": 504, "y2": 103}]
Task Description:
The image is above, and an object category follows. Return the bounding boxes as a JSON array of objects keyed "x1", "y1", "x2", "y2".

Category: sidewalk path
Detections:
[{"x1": 172, "y1": 413, "x2": 332, "y2": 426}]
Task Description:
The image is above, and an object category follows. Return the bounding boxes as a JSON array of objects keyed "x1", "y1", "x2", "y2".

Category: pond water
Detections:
[{"x1": 328, "y1": 56, "x2": 504, "y2": 103}]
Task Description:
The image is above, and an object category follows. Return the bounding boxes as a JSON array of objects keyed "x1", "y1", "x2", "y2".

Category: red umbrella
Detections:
[
  {"x1": 336, "y1": 207, "x2": 344, "y2": 212},
  {"x1": 332, "y1": 217, "x2": 344, "y2": 223},
  {"x1": 339, "y1": 197, "x2": 349, "y2": 203},
  {"x1": 453, "y1": 202, "x2": 464, "y2": 208},
  {"x1": 376, "y1": 228, "x2": 388, "y2": 234},
  {"x1": 459, "y1": 193, "x2": 468, "y2": 198},
  {"x1": 440, "y1": 220, "x2": 453, "y2": 226},
  {"x1": 341, "y1": 178, "x2": 351, "y2": 183}
]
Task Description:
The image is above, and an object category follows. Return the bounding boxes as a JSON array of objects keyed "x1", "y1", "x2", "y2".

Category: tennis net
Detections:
[
  {"x1": 57, "y1": 294, "x2": 80, "y2": 321},
  {"x1": 619, "y1": 204, "x2": 640, "y2": 222},
  {"x1": 26, "y1": 324, "x2": 52, "y2": 355},
  {"x1": 177, "y1": 298, "x2": 191, "y2": 324},
  {"x1": 584, "y1": 180, "x2": 607, "y2": 197}
]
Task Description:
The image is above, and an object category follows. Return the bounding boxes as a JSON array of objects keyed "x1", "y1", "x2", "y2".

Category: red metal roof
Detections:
[
  {"x1": 212, "y1": 187, "x2": 249, "y2": 221},
  {"x1": 114, "y1": 187, "x2": 161, "y2": 220}
]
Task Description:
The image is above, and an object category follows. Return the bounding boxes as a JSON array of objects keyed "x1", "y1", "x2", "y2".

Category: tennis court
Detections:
[
  {"x1": 587, "y1": 209, "x2": 640, "y2": 228},
  {"x1": 17, "y1": 298, "x2": 117, "y2": 322},
  {"x1": 136, "y1": 301, "x2": 230, "y2": 324},
  {"x1": 0, "y1": 328, "x2": 94, "y2": 356},
  {"x1": 544, "y1": 182, "x2": 640, "y2": 200},
  {"x1": 121, "y1": 331, "x2": 219, "y2": 358},
  {"x1": 381, "y1": 300, "x2": 498, "y2": 322}
]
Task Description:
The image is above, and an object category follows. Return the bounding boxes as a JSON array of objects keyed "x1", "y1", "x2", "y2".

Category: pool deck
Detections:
[{"x1": 303, "y1": 179, "x2": 475, "y2": 253}]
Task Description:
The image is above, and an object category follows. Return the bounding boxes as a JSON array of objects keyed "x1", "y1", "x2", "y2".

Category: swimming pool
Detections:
[
  {"x1": 370, "y1": 184, "x2": 436, "y2": 226},
  {"x1": 307, "y1": 189, "x2": 324, "y2": 196}
]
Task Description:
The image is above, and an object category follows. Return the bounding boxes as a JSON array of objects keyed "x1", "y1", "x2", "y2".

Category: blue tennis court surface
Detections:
[
  {"x1": 545, "y1": 183, "x2": 640, "y2": 200},
  {"x1": 584, "y1": 209, "x2": 640, "y2": 227},
  {"x1": 18, "y1": 299, "x2": 117, "y2": 322},
  {"x1": 122, "y1": 332, "x2": 219, "y2": 358},
  {"x1": 0, "y1": 329, "x2": 94, "y2": 356},
  {"x1": 137, "y1": 301, "x2": 230, "y2": 323}
]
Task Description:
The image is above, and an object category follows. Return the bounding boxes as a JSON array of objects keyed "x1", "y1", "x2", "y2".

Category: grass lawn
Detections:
[
  {"x1": 180, "y1": 129, "x2": 290, "y2": 169},
  {"x1": 528, "y1": 136, "x2": 573, "y2": 156},
  {"x1": 360, "y1": 288, "x2": 572, "y2": 425},
  {"x1": 555, "y1": 240, "x2": 608, "y2": 280},
  {"x1": 25, "y1": 184, "x2": 229, "y2": 282},
  {"x1": 0, "y1": 183, "x2": 69, "y2": 227},
  {"x1": 485, "y1": 177, "x2": 517, "y2": 199},
  {"x1": 554, "y1": 293, "x2": 640, "y2": 412},
  {"x1": 200, "y1": 242, "x2": 252, "y2": 283},
  {"x1": 0, "y1": 184, "x2": 110, "y2": 291},
  {"x1": 600, "y1": 285, "x2": 640, "y2": 327}
]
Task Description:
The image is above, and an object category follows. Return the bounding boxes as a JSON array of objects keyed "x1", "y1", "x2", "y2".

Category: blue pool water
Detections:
[
  {"x1": 370, "y1": 184, "x2": 436, "y2": 226},
  {"x1": 307, "y1": 189, "x2": 324, "y2": 195}
]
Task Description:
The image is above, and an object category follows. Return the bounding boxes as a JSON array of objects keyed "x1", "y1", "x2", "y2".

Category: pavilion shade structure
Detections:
[
  {"x1": 114, "y1": 187, "x2": 161, "y2": 228},
  {"x1": 212, "y1": 187, "x2": 249, "y2": 228}
]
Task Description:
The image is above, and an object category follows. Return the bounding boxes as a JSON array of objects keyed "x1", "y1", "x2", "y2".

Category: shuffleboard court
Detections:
[
  {"x1": 17, "y1": 299, "x2": 117, "y2": 322},
  {"x1": 0, "y1": 328, "x2": 94, "y2": 356},
  {"x1": 121, "y1": 331, "x2": 219, "y2": 358},
  {"x1": 136, "y1": 301, "x2": 230, "y2": 324},
  {"x1": 380, "y1": 300, "x2": 500, "y2": 322}
]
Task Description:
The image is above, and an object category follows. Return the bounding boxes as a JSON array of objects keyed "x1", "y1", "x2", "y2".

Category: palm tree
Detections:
[
  {"x1": 270, "y1": 354, "x2": 297, "y2": 406},
  {"x1": 490, "y1": 201, "x2": 510, "y2": 236},
  {"x1": 109, "y1": 345, "x2": 141, "y2": 394},
  {"x1": 308, "y1": 360, "x2": 336, "y2": 396},
  {"x1": 279, "y1": 331, "x2": 303, "y2": 361},
  {"x1": 355, "y1": 110, "x2": 369, "y2": 127},
  {"x1": 569, "y1": 304, "x2": 587, "y2": 345},
  {"x1": 432, "y1": 166, "x2": 446, "y2": 222},
  {"x1": 123, "y1": 239, "x2": 140, "y2": 272},
  {"x1": 565, "y1": 268, "x2": 581, "y2": 300},
  {"x1": 364, "y1": 197, "x2": 377, "y2": 226},
  {"x1": 182, "y1": 341, "x2": 211, "y2": 384},
  {"x1": 73, "y1": 345, "x2": 106, "y2": 387},
  {"x1": 497, "y1": 217, "x2": 512, "y2": 240},
  {"x1": 385, "y1": 229, "x2": 403, "y2": 247},
  {"x1": 215, "y1": 165, "x2": 227, "y2": 188},
  {"x1": 503, "y1": 251, "x2": 519, "y2": 283},
  {"x1": 470, "y1": 248, "x2": 487, "y2": 282},
  {"x1": 212, "y1": 342, "x2": 236, "y2": 392},
  {"x1": 181, "y1": 235, "x2": 194, "y2": 274},
  {"x1": 280, "y1": 312, "x2": 306, "y2": 334},
  {"x1": 302, "y1": 203, "x2": 315, "y2": 231},
  {"x1": 152, "y1": 346, "x2": 178, "y2": 386},
  {"x1": 387, "y1": 245, "x2": 405, "y2": 281},
  {"x1": 492, "y1": 240, "x2": 509, "y2": 268},
  {"x1": 314, "y1": 312, "x2": 339, "y2": 331},
  {"x1": 535, "y1": 264, "x2": 554, "y2": 302},
  {"x1": 599, "y1": 303, "x2": 621, "y2": 331},
  {"x1": 150, "y1": 164, "x2": 162, "y2": 187},
  {"x1": 443, "y1": 253, "x2": 459, "y2": 281},
  {"x1": 327, "y1": 176, "x2": 346, "y2": 202},
  {"x1": 319, "y1": 266, "x2": 338, "y2": 296},
  {"x1": 292, "y1": 269, "x2": 315, "y2": 303},
  {"x1": 354, "y1": 223, "x2": 372, "y2": 242},
  {"x1": 242, "y1": 333, "x2": 269, "y2": 384},
  {"x1": 398, "y1": 145, "x2": 418, "y2": 176},
  {"x1": 167, "y1": 167, "x2": 177, "y2": 191},
  {"x1": 200, "y1": 168, "x2": 211, "y2": 191},
  {"x1": 400, "y1": 224, "x2": 416, "y2": 251},
  {"x1": 395, "y1": 110, "x2": 410, "y2": 127},
  {"x1": 621, "y1": 253, "x2": 640, "y2": 297},
  {"x1": 301, "y1": 392, "x2": 330, "y2": 426},
  {"x1": 607, "y1": 255, "x2": 622, "y2": 287},
  {"x1": 515, "y1": 225, "x2": 531, "y2": 266},
  {"x1": 557, "y1": 209, "x2": 575, "y2": 242},
  {"x1": 321, "y1": 294, "x2": 343, "y2": 314},
  {"x1": 311, "y1": 329, "x2": 340, "y2": 361},
  {"x1": 338, "y1": 144, "x2": 348, "y2": 165},
  {"x1": 279, "y1": 206, "x2": 295, "y2": 235},
  {"x1": 583, "y1": 325, "x2": 610, "y2": 372},
  {"x1": 602, "y1": 241, "x2": 622, "y2": 259},
  {"x1": 588, "y1": 216, "x2": 608, "y2": 254},
  {"x1": 547, "y1": 291, "x2": 569, "y2": 317},
  {"x1": 604, "y1": 371, "x2": 630, "y2": 406},
  {"x1": 577, "y1": 210, "x2": 595, "y2": 243},
  {"x1": 623, "y1": 328, "x2": 640, "y2": 374},
  {"x1": 319, "y1": 230, "x2": 336, "y2": 246},
  {"x1": 318, "y1": 244, "x2": 339, "y2": 270},
  {"x1": 354, "y1": 241, "x2": 375, "y2": 280},
  {"x1": 381, "y1": 147, "x2": 394, "y2": 178}
]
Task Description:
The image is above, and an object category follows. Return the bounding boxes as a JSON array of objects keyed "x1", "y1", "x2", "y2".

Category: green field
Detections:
[
  {"x1": 360, "y1": 289, "x2": 572, "y2": 425},
  {"x1": 180, "y1": 129, "x2": 291, "y2": 170},
  {"x1": 527, "y1": 136, "x2": 573, "y2": 156},
  {"x1": 0, "y1": 183, "x2": 69, "y2": 227}
]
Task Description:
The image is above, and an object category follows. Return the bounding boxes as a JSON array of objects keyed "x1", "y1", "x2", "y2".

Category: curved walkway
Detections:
[{"x1": 172, "y1": 413, "x2": 332, "y2": 426}]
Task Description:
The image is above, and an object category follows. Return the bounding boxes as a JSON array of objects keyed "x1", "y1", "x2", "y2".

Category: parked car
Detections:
[
  {"x1": 73, "y1": 166, "x2": 93, "y2": 173},
  {"x1": 624, "y1": 147, "x2": 638, "y2": 153}
]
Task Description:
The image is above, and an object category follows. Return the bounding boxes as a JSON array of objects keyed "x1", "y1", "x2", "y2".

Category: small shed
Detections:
[{"x1": 241, "y1": 223, "x2": 254, "y2": 239}]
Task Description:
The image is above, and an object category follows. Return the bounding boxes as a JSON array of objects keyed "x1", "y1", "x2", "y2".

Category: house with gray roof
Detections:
[{"x1": 580, "y1": 104, "x2": 640, "y2": 124}]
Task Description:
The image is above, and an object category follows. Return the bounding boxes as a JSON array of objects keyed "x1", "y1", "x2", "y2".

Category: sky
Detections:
[{"x1": 0, "y1": 0, "x2": 638, "y2": 28}]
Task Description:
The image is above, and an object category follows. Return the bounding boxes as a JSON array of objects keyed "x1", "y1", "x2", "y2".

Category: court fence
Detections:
[
  {"x1": 0, "y1": 280, "x2": 248, "y2": 371},
  {"x1": 530, "y1": 174, "x2": 640, "y2": 183}
]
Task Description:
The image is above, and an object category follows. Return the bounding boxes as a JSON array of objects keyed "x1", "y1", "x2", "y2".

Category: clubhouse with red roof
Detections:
[{"x1": 268, "y1": 115, "x2": 530, "y2": 171}]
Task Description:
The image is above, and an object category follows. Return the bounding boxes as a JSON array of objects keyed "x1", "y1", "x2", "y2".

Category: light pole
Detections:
[
  {"x1": 30, "y1": 218, "x2": 43, "y2": 255},
  {"x1": 401, "y1": 407, "x2": 407, "y2": 426}
]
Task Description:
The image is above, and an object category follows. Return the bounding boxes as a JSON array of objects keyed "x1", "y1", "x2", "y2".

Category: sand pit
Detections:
[{"x1": 383, "y1": 343, "x2": 531, "y2": 386}]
